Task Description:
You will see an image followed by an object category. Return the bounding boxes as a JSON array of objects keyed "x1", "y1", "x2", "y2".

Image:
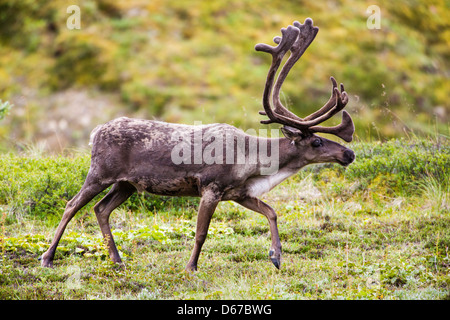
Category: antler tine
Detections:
[
  {"x1": 254, "y1": 25, "x2": 299, "y2": 56},
  {"x1": 302, "y1": 77, "x2": 339, "y2": 121},
  {"x1": 310, "y1": 110, "x2": 355, "y2": 142},
  {"x1": 291, "y1": 85, "x2": 349, "y2": 127}
]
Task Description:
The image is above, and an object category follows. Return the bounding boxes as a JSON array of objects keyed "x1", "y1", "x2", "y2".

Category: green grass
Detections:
[{"x1": 0, "y1": 138, "x2": 449, "y2": 299}]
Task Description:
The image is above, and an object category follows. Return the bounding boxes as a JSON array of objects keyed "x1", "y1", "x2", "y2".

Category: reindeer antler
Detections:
[
  {"x1": 255, "y1": 25, "x2": 300, "y2": 123},
  {"x1": 256, "y1": 18, "x2": 355, "y2": 142}
]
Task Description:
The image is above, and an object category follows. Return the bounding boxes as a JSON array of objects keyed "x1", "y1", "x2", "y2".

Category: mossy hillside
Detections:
[{"x1": 0, "y1": 0, "x2": 448, "y2": 151}]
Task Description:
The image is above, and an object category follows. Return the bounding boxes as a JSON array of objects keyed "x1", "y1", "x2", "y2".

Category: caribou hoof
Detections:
[
  {"x1": 39, "y1": 254, "x2": 54, "y2": 268},
  {"x1": 269, "y1": 249, "x2": 281, "y2": 269},
  {"x1": 185, "y1": 263, "x2": 198, "y2": 273}
]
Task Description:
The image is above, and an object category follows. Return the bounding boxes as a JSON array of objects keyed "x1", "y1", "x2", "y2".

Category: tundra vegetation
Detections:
[
  {"x1": 0, "y1": 0, "x2": 449, "y2": 300},
  {"x1": 0, "y1": 138, "x2": 449, "y2": 299}
]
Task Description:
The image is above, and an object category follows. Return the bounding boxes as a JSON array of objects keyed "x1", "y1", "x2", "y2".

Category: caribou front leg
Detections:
[
  {"x1": 236, "y1": 197, "x2": 282, "y2": 269},
  {"x1": 185, "y1": 187, "x2": 221, "y2": 272}
]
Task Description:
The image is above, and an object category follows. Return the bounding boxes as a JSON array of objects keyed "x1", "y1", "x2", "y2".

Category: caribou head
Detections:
[{"x1": 256, "y1": 18, "x2": 355, "y2": 168}]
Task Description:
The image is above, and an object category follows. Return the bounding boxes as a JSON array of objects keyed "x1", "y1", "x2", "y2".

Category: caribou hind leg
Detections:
[
  {"x1": 93, "y1": 181, "x2": 136, "y2": 264},
  {"x1": 40, "y1": 175, "x2": 111, "y2": 267}
]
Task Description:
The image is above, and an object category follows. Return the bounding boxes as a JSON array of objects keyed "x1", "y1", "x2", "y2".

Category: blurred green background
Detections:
[{"x1": 0, "y1": 0, "x2": 448, "y2": 152}]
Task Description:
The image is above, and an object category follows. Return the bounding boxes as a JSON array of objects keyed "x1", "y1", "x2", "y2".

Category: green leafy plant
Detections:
[{"x1": 0, "y1": 100, "x2": 12, "y2": 121}]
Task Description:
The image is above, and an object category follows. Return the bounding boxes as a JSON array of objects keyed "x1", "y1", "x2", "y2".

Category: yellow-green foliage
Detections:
[{"x1": 0, "y1": 0, "x2": 448, "y2": 149}]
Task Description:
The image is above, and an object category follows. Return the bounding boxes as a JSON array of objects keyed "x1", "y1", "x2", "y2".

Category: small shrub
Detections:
[
  {"x1": 49, "y1": 31, "x2": 119, "y2": 90},
  {"x1": 311, "y1": 138, "x2": 450, "y2": 195}
]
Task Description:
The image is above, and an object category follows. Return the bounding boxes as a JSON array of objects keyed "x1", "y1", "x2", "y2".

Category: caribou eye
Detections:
[{"x1": 312, "y1": 138, "x2": 322, "y2": 148}]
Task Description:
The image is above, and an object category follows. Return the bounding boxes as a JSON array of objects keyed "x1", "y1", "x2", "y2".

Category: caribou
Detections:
[{"x1": 41, "y1": 18, "x2": 355, "y2": 271}]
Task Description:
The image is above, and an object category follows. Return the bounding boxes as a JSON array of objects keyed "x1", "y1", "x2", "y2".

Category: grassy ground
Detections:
[{"x1": 0, "y1": 138, "x2": 449, "y2": 300}]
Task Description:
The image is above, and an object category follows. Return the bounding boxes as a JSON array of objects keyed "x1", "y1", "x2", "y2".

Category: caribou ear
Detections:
[{"x1": 281, "y1": 126, "x2": 305, "y2": 143}]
